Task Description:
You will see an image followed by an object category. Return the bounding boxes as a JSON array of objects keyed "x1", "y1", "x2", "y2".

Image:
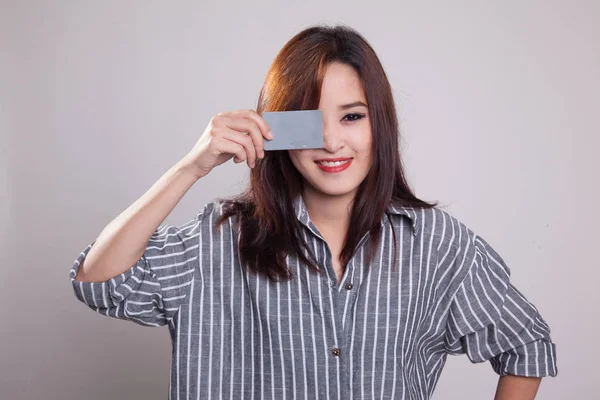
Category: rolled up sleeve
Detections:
[
  {"x1": 69, "y1": 209, "x2": 206, "y2": 327},
  {"x1": 444, "y1": 233, "x2": 558, "y2": 377}
]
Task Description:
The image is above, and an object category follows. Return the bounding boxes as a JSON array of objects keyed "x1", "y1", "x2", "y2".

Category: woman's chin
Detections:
[{"x1": 307, "y1": 182, "x2": 359, "y2": 198}]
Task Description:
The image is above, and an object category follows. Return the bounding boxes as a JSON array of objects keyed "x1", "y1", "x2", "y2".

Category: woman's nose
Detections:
[{"x1": 322, "y1": 126, "x2": 344, "y2": 153}]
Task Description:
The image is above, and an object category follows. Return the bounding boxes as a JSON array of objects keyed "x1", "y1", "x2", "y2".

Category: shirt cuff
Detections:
[
  {"x1": 70, "y1": 241, "x2": 153, "y2": 308},
  {"x1": 490, "y1": 339, "x2": 558, "y2": 377}
]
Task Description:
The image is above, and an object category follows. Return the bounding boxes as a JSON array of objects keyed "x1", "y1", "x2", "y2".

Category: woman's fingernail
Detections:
[{"x1": 267, "y1": 131, "x2": 273, "y2": 139}]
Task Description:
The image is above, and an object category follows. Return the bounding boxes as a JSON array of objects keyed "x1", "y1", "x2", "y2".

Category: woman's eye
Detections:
[{"x1": 342, "y1": 113, "x2": 366, "y2": 122}]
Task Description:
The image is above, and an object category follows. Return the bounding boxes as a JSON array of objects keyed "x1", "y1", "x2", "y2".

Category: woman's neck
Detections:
[{"x1": 301, "y1": 186, "x2": 355, "y2": 241}]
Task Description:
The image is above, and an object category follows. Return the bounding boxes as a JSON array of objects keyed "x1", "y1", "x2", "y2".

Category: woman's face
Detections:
[{"x1": 288, "y1": 62, "x2": 373, "y2": 199}]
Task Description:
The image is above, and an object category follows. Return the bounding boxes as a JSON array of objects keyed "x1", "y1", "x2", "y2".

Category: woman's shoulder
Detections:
[
  {"x1": 429, "y1": 206, "x2": 477, "y2": 242},
  {"x1": 194, "y1": 199, "x2": 243, "y2": 228},
  {"x1": 389, "y1": 203, "x2": 477, "y2": 248},
  {"x1": 196, "y1": 200, "x2": 231, "y2": 219}
]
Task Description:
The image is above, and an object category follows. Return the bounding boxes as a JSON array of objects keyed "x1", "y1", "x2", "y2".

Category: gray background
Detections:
[{"x1": 1, "y1": 1, "x2": 598, "y2": 399}]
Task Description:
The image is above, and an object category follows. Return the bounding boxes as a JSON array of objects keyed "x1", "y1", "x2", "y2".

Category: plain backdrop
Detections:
[{"x1": 1, "y1": 1, "x2": 598, "y2": 399}]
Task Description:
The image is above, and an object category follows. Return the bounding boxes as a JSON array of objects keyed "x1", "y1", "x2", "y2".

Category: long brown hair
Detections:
[{"x1": 218, "y1": 24, "x2": 437, "y2": 281}]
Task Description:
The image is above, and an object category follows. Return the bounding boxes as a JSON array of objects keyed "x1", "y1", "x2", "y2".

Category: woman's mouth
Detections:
[{"x1": 314, "y1": 158, "x2": 353, "y2": 173}]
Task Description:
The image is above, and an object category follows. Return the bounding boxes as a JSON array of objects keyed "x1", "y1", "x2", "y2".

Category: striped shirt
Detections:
[{"x1": 70, "y1": 195, "x2": 558, "y2": 399}]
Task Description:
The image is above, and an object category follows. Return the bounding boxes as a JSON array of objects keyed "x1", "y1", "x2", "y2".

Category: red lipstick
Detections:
[{"x1": 314, "y1": 157, "x2": 353, "y2": 173}]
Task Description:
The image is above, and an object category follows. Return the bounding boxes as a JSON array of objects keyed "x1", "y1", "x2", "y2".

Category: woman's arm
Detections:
[
  {"x1": 494, "y1": 375, "x2": 542, "y2": 400},
  {"x1": 75, "y1": 109, "x2": 271, "y2": 283},
  {"x1": 75, "y1": 160, "x2": 199, "y2": 282}
]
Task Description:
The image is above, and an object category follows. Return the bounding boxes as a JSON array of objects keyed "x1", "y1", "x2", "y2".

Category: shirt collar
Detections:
[
  {"x1": 292, "y1": 194, "x2": 420, "y2": 237},
  {"x1": 386, "y1": 202, "x2": 420, "y2": 236}
]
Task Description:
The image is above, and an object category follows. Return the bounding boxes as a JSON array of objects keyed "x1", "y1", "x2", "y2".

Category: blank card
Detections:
[{"x1": 262, "y1": 110, "x2": 323, "y2": 151}]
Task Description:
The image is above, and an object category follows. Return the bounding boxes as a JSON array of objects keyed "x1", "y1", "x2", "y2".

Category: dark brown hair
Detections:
[{"x1": 218, "y1": 24, "x2": 437, "y2": 281}]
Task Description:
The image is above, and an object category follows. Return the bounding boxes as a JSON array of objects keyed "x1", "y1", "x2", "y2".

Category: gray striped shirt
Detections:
[{"x1": 70, "y1": 195, "x2": 558, "y2": 399}]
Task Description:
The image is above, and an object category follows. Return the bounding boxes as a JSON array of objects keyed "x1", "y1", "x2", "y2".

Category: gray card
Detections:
[{"x1": 262, "y1": 110, "x2": 323, "y2": 151}]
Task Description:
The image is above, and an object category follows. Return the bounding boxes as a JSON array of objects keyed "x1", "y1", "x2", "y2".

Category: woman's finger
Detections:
[
  {"x1": 222, "y1": 116, "x2": 265, "y2": 159},
  {"x1": 218, "y1": 127, "x2": 257, "y2": 168},
  {"x1": 214, "y1": 137, "x2": 247, "y2": 164},
  {"x1": 231, "y1": 109, "x2": 273, "y2": 140}
]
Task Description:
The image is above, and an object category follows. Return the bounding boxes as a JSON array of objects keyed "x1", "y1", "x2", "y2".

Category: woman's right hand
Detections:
[{"x1": 180, "y1": 109, "x2": 273, "y2": 179}]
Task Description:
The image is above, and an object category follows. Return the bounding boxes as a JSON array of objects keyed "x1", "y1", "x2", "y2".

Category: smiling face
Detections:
[{"x1": 288, "y1": 62, "x2": 373, "y2": 200}]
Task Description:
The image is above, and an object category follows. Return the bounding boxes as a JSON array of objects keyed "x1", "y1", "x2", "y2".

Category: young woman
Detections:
[{"x1": 70, "y1": 25, "x2": 558, "y2": 399}]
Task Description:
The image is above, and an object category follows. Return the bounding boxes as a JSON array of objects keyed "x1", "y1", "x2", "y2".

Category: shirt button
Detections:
[
  {"x1": 345, "y1": 283, "x2": 353, "y2": 290},
  {"x1": 331, "y1": 347, "x2": 341, "y2": 356}
]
